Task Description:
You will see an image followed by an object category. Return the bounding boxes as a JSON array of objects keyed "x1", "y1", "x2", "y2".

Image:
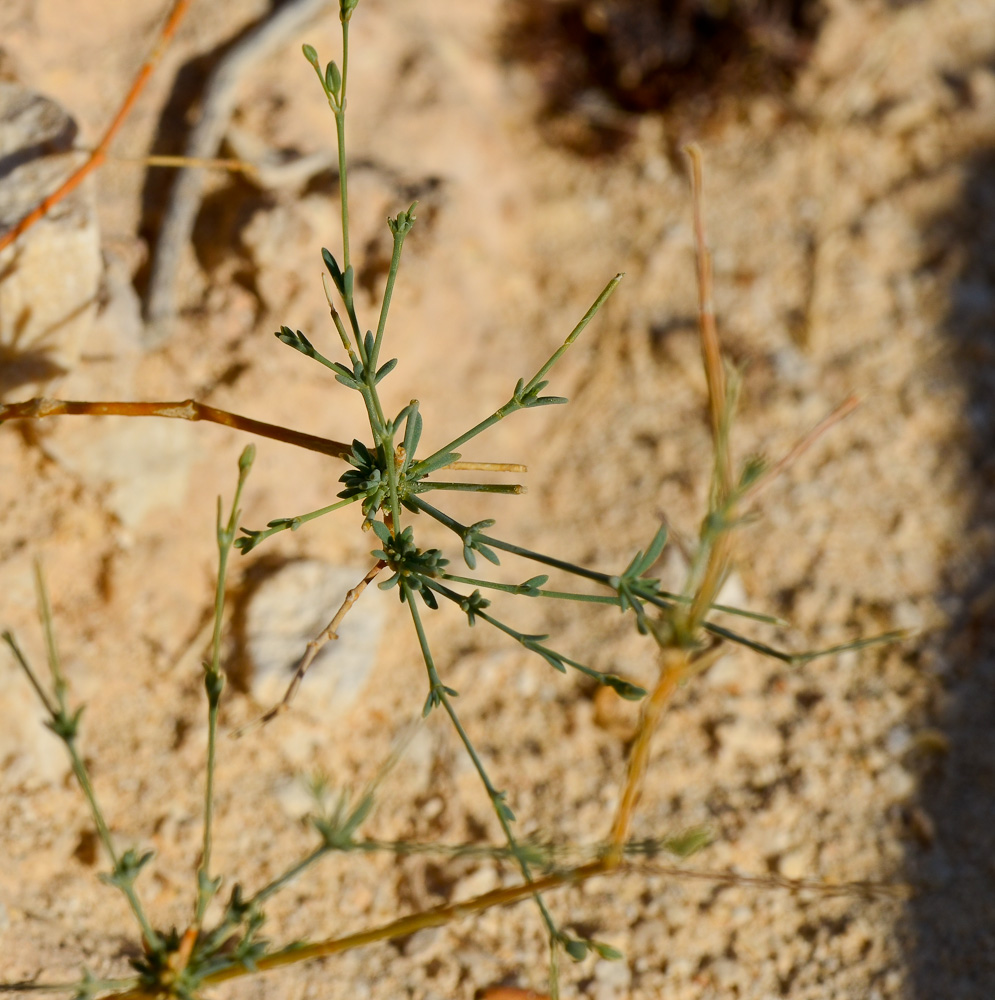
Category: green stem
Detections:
[
  {"x1": 440, "y1": 572, "x2": 622, "y2": 602},
  {"x1": 524, "y1": 272, "x2": 622, "y2": 392},
  {"x1": 371, "y1": 225, "x2": 408, "y2": 371},
  {"x1": 2, "y1": 626, "x2": 162, "y2": 954},
  {"x1": 414, "y1": 501, "x2": 795, "y2": 655},
  {"x1": 336, "y1": 19, "x2": 351, "y2": 275},
  {"x1": 402, "y1": 584, "x2": 560, "y2": 940},
  {"x1": 407, "y1": 497, "x2": 606, "y2": 584},
  {"x1": 39, "y1": 565, "x2": 162, "y2": 951},
  {"x1": 197, "y1": 447, "x2": 254, "y2": 925},
  {"x1": 475, "y1": 532, "x2": 609, "y2": 584},
  {"x1": 406, "y1": 497, "x2": 606, "y2": 584},
  {"x1": 325, "y1": 18, "x2": 362, "y2": 349},
  {"x1": 409, "y1": 408, "x2": 509, "y2": 480},
  {"x1": 439, "y1": 571, "x2": 783, "y2": 625},
  {"x1": 249, "y1": 844, "x2": 330, "y2": 909},
  {"x1": 237, "y1": 494, "x2": 360, "y2": 552},
  {"x1": 410, "y1": 274, "x2": 622, "y2": 478},
  {"x1": 416, "y1": 481, "x2": 524, "y2": 495}
]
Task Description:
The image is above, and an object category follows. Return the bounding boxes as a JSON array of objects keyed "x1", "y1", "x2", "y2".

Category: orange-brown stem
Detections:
[
  {"x1": 200, "y1": 860, "x2": 612, "y2": 988},
  {"x1": 742, "y1": 394, "x2": 860, "y2": 507},
  {"x1": 0, "y1": 0, "x2": 192, "y2": 253},
  {"x1": 606, "y1": 649, "x2": 686, "y2": 859},
  {"x1": 685, "y1": 143, "x2": 731, "y2": 497},
  {"x1": 0, "y1": 397, "x2": 353, "y2": 461}
]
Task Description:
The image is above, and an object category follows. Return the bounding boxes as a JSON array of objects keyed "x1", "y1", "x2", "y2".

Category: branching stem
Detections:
[
  {"x1": 402, "y1": 584, "x2": 560, "y2": 942},
  {"x1": 196, "y1": 448, "x2": 254, "y2": 926}
]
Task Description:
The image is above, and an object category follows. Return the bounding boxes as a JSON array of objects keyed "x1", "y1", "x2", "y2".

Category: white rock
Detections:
[
  {"x1": 594, "y1": 954, "x2": 632, "y2": 990},
  {"x1": 777, "y1": 844, "x2": 814, "y2": 881},
  {"x1": 244, "y1": 560, "x2": 385, "y2": 718},
  {"x1": 37, "y1": 246, "x2": 191, "y2": 528},
  {"x1": 46, "y1": 416, "x2": 197, "y2": 527},
  {"x1": 0, "y1": 80, "x2": 100, "y2": 399},
  {"x1": 272, "y1": 774, "x2": 323, "y2": 820}
]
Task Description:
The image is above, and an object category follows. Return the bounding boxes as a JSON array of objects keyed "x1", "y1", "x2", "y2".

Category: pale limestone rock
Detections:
[
  {"x1": 244, "y1": 560, "x2": 385, "y2": 719},
  {"x1": 0, "y1": 555, "x2": 71, "y2": 789},
  {"x1": 0, "y1": 80, "x2": 100, "y2": 398}
]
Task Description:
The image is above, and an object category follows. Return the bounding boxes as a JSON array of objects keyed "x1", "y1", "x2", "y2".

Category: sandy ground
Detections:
[{"x1": 2, "y1": 0, "x2": 995, "y2": 998}]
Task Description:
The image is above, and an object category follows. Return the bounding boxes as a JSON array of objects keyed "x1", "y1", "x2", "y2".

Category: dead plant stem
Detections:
[{"x1": 0, "y1": 0, "x2": 192, "y2": 254}]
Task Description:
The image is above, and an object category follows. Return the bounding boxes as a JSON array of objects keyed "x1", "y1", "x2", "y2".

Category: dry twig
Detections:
[{"x1": 0, "y1": 0, "x2": 192, "y2": 254}]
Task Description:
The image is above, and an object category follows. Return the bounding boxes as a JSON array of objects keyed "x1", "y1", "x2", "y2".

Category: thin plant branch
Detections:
[
  {"x1": 233, "y1": 560, "x2": 386, "y2": 736},
  {"x1": 0, "y1": 397, "x2": 354, "y2": 460},
  {"x1": 195, "y1": 446, "x2": 254, "y2": 927},
  {"x1": 403, "y1": 583, "x2": 562, "y2": 946},
  {"x1": 3, "y1": 571, "x2": 162, "y2": 953},
  {"x1": 684, "y1": 143, "x2": 730, "y2": 496},
  {"x1": 0, "y1": 0, "x2": 192, "y2": 254},
  {"x1": 741, "y1": 394, "x2": 860, "y2": 507}
]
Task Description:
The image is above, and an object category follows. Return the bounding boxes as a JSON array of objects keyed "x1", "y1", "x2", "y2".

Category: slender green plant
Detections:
[{"x1": 0, "y1": 2, "x2": 904, "y2": 997}]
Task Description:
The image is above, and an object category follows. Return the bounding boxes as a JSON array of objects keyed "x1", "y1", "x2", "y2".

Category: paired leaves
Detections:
[{"x1": 461, "y1": 518, "x2": 499, "y2": 569}]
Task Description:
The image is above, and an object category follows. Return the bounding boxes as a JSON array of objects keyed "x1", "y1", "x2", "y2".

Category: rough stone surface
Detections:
[
  {"x1": 1, "y1": 1, "x2": 994, "y2": 998},
  {"x1": 0, "y1": 80, "x2": 100, "y2": 398},
  {"x1": 243, "y1": 559, "x2": 386, "y2": 720}
]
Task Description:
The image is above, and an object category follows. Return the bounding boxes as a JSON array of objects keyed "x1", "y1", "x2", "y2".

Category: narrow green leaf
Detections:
[
  {"x1": 329, "y1": 361, "x2": 355, "y2": 379},
  {"x1": 322, "y1": 247, "x2": 343, "y2": 289},
  {"x1": 592, "y1": 942, "x2": 624, "y2": 961},
  {"x1": 375, "y1": 357, "x2": 398, "y2": 383},
  {"x1": 325, "y1": 60, "x2": 342, "y2": 96},
  {"x1": 477, "y1": 544, "x2": 500, "y2": 565},
  {"x1": 412, "y1": 451, "x2": 461, "y2": 477},
  {"x1": 275, "y1": 326, "x2": 316, "y2": 357},
  {"x1": 563, "y1": 937, "x2": 589, "y2": 962},
  {"x1": 602, "y1": 675, "x2": 647, "y2": 701},
  {"x1": 636, "y1": 524, "x2": 668, "y2": 575},
  {"x1": 662, "y1": 826, "x2": 712, "y2": 858},
  {"x1": 402, "y1": 403, "x2": 422, "y2": 459},
  {"x1": 495, "y1": 795, "x2": 516, "y2": 822}
]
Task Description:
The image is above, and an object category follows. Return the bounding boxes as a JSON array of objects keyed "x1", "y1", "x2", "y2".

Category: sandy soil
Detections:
[{"x1": 2, "y1": 0, "x2": 995, "y2": 998}]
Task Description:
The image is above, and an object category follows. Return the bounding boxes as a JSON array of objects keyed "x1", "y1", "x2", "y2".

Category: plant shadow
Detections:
[{"x1": 903, "y1": 142, "x2": 995, "y2": 997}]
